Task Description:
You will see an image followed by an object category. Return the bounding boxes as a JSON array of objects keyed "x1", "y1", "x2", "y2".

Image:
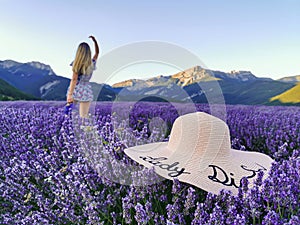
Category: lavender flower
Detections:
[
  {"x1": 134, "y1": 202, "x2": 149, "y2": 225},
  {"x1": 122, "y1": 196, "x2": 133, "y2": 224},
  {"x1": 262, "y1": 210, "x2": 281, "y2": 225},
  {"x1": 183, "y1": 187, "x2": 197, "y2": 216},
  {"x1": 0, "y1": 101, "x2": 299, "y2": 224}
]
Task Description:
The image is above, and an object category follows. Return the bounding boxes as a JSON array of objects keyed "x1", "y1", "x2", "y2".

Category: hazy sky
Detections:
[{"x1": 0, "y1": 0, "x2": 299, "y2": 84}]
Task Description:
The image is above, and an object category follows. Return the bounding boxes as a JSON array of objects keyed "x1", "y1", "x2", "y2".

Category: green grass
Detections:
[
  {"x1": 270, "y1": 82, "x2": 300, "y2": 104},
  {"x1": 0, "y1": 78, "x2": 40, "y2": 101}
]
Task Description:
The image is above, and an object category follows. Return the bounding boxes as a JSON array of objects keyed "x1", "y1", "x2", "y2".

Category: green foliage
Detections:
[{"x1": 0, "y1": 78, "x2": 40, "y2": 101}]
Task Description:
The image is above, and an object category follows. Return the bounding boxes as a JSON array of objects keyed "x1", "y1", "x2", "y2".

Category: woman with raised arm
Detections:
[{"x1": 66, "y1": 35, "x2": 99, "y2": 127}]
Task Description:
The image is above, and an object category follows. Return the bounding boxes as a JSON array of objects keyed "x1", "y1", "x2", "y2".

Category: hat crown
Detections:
[{"x1": 168, "y1": 112, "x2": 231, "y2": 167}]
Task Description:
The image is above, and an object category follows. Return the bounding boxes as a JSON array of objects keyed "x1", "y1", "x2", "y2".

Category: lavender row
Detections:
[{"x1": 0, "y1": 101, "x2": 299, "y2": 224}]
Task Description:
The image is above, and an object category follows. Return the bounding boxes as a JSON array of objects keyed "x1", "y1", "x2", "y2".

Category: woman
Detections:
[{"x1": 66, "y1": 35, "x2": 99, "y2": 121}]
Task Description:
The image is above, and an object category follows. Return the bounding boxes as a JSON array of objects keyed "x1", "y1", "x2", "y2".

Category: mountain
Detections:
[
  {"x1": 277, "y1": 75, "x2": 300, "y2": 84},
  {"x1": 269, "y1": 82, "x2": 300, "y2": 105},
  {"x1": 112, "y1": 66, "x2": 295, "y2": 105},
  {"x1": 0, "y1": 77, "x2": 40, "y2": 101},
  {"x1": 0, "y1": 60, "x2": 298, "y2": 106},
  {"x1": 0, "y1": 60, "x2": 116, "y2": 101},
  {"x1": 112, "y1": 66, "x2": 258, "y2": 89}
]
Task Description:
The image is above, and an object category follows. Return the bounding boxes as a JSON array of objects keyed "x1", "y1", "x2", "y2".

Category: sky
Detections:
[{"x1": 0, "y1": 0, "x2": 299, "y2": 85}]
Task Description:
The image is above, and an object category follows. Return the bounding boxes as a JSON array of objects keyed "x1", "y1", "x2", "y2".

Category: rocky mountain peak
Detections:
[
  {"x1": 0, "y1": 60, "x2": 55, "y2": 76},
  {"x1": 0, "y1": 60, "x2": 22, "y2": 69},
  {"x1": 112, "y1": 79, "x2": 144, "y2": 88},
  {"x1": 227, "y1": 70, "x2": 257, "y2": 81},
  {"x1": 172, "y1": 65, "x2": 219, "y2": 86},
  {"x1": 26, "y1": 61, "x2": 55, "y2": 75}
]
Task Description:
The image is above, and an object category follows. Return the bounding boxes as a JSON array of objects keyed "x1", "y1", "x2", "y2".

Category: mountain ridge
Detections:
[
  {"x1": 112, "y1": 65, "x2": 261, "y2": 89},
  {"x1": 0, "y1": 59, "x2": 116, "y2": 101},
  {"x1": 277, "y1": 75, "x2": 300, "y2": 84},
  {"x1": 0, "y1": 59, "x2": 298, "y2": 105}
]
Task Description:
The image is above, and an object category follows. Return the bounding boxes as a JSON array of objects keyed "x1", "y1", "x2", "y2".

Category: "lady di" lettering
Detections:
[
  {"x1": 208, "y1": 164, "x2": 267, "y2": 188},
  {"x1": 139, "y1": 156, "x2": 191, "y2": 178}
]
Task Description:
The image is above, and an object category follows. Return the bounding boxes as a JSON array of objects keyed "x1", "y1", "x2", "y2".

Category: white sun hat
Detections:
[{"x1": 124, "y1": 112, "x2": 274, "y2": 195}]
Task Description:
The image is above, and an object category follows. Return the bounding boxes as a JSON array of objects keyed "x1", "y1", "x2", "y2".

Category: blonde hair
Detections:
[{"x1": 72, "y1": 42, "x2": 93, "y2": 75}]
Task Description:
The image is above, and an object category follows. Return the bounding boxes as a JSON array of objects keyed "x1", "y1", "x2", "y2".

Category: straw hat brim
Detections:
[{"x1": 124, "y1": 142, "x2": 273, "y2": 195}]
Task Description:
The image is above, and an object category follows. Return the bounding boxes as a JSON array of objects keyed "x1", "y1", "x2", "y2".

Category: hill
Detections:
[
  {"x1": 0, "y1": 60, "x2": 116, "y2": 101},
  {"x1": 269, "y1": 82, "x2": 300, "y2": 105},
  {"x1": 0, "y1": 77, "x2": 40, "y2": 101},
  {"x1": 277, "y1": 75, "x2": 300, "y2": 84}
]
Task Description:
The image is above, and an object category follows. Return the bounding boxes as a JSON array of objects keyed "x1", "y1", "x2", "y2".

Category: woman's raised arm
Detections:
[{"x1": 89, "y1": 35, "x2": 99, "y2": 60}]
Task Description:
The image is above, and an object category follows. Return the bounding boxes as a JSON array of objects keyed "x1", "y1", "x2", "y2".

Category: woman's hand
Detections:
[
  {"x1": 89, "y1": 35, "x2": 96, "y2": 42},
  {"x1": 67, "y1": 94, "x2": 74, "y2": 103}
]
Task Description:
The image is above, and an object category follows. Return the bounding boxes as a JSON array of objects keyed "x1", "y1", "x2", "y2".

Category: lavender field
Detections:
[{"x1": 0, "y1": 101, "x2": 299, "y2": 225}]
